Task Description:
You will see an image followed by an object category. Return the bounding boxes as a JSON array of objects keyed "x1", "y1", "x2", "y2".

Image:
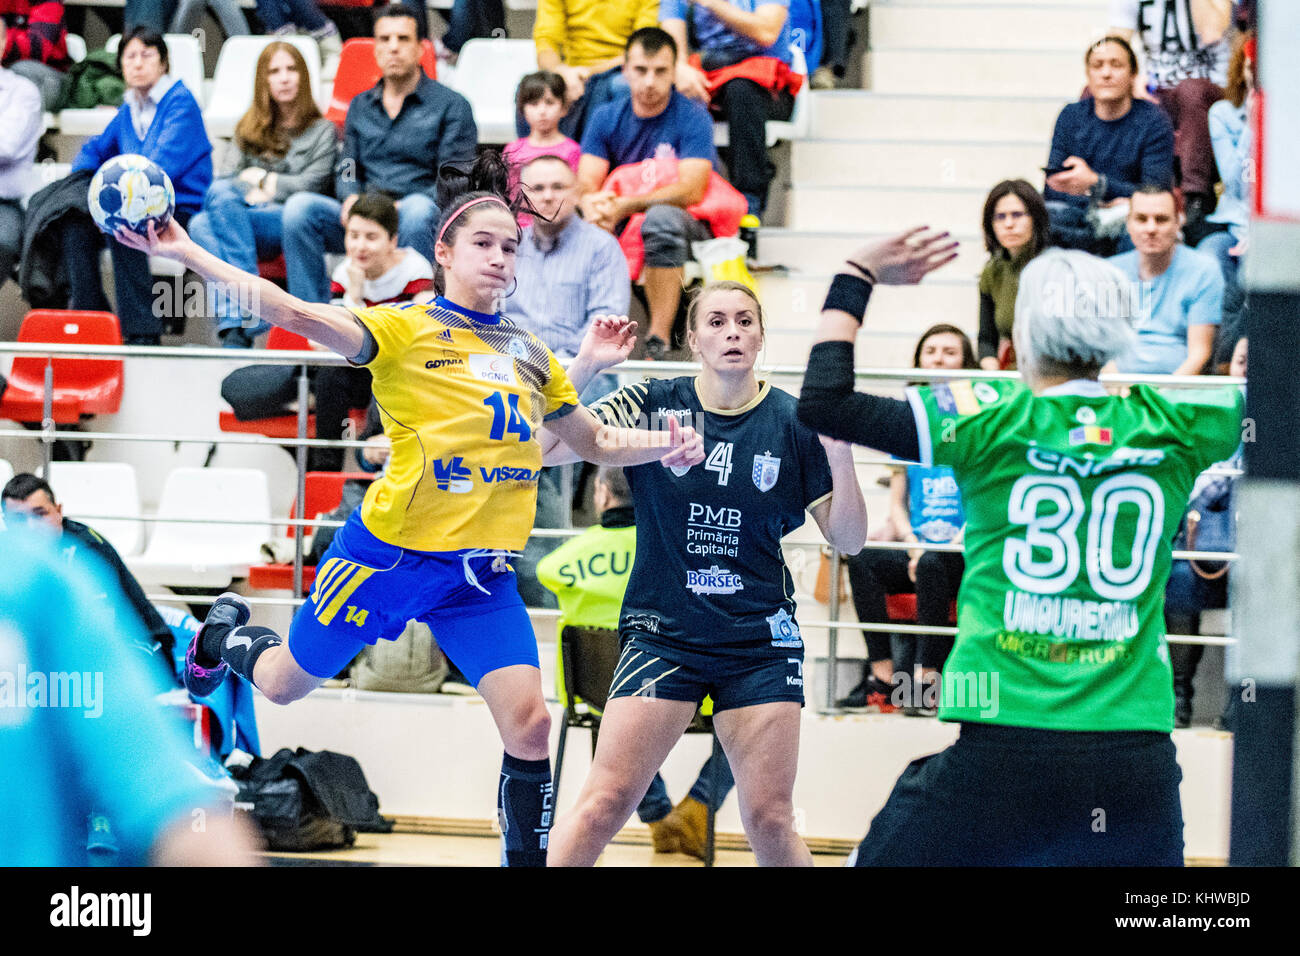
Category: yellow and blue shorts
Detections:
[{"x1": 287, "y1": 510, "x2": 538, "y2": 685}]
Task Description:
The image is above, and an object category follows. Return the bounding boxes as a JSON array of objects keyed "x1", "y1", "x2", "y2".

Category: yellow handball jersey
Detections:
[{"x1": 352, "y1": 297, "x2": 580, "y2": 552}]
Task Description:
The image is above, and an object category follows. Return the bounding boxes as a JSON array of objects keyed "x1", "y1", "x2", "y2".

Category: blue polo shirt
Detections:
[{"x1": 580, "y1": 89, "x2": 718, "y2": 170}]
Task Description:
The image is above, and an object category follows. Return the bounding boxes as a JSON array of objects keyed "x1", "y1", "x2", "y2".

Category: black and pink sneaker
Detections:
[{"x1": 183, "y1": 593, "x2": 251, "y2": 697}]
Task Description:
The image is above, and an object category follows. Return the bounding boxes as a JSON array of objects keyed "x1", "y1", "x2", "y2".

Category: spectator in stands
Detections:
[
  {"x1": 537, "y1": 465, "x2": 736, "y2": 860},
  {"x1": 506, "y1": 155, "x2": 629, "y2": 371},
  {"x1": 189, "y1": 41, "x2": 337, "y2": 348},
  {"x1": 1, "y1": 0, "x2": 70, "y2": 111},
  {"x1": 838, "y1": 325, "x2": 975, "y2": 715},
  {"x1": 1108, "y1": 184, "x2": 1223, "y2": 377},
  {"x1": 252, "y1": 0, "x2": 342, "y2": 59},
  {"x1": 528, "y1": 0, "x2": 655, "y2": 139},
  {"x1": 61, "y1": 27, "x2": 212, "y2": 345},
  {"x1": 578, "y1": 27, "x2": 718, "y2": 358},
  {"x1": 661, "y1": 0, "x2": 798, "y2": 220},
  {"x1": 1109, "y1": 0, "x2": 1233, "y2": 242},
  {"x1": 1167, "y1": 332, "x2": 1245, "y2": 728},
  {"x1": 437, "y1": 0, "x2": 504, "y2": 63},
  {"x1": 330, "y1": 191, "x2": 434, "y2": 307},
  {"x1": 977, "y1": 179, "x2": 1050, "y2": 371},
  {"x1": 0, "y1": 527, "x2": 260, "y2": 866},
  {"x1": 224, "y1": 193, "x2": 429, "y2": 471},
  {"x1": 1044, "y1": 35, "x2": 1173, "y2": 257},
  {"x1": 504, "y1": 72, "x2": 581, "y2": 189},
  {"x1": 504, "y1": 154, "x2": 630, "y2": 605},
  {"x1": 282, "y1": 4, "x2": 476, "y2": 305},
  {"x1": 1198, "y1": 30, "x2": 1254, "y2": 285},
  {"x1": 127, "y1": 0, "x2": 251, "y2": 39},
  {"x1": 812, "y1": 0, "x2": 848, "y2": 89},
  {"x1": 0, "y1": 18, "x2": 41, "y2": 287},
  {"x1": 2, "y1": 472, "x2": 178, "y2": 685}
]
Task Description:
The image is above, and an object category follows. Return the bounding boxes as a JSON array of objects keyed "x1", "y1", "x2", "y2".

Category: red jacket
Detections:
[
  {"x1": 0, "y1": 0, "x2": 69, "y2": 68},
  {"x1": 691, "y1": 53, "x2": 803, "y2": 109},
  {"x1": 601, "y1": 157, "x2": 747, "y2": 279}
]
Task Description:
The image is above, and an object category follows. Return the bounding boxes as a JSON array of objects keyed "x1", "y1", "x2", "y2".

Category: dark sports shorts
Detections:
[
  {"x1": 851, "y1": 723, "x2": 1184, "y2": 866},
  {"x1": 605, "y1": 632, "x2": 805, "y2": 713},
  {"x1": 287, "y1": 510, "x2": 538, "y2": 685}
]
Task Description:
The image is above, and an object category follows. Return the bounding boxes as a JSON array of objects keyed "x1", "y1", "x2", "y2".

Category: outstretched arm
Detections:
[
  {"x1": 116, "y1": 220, "x2": 367, "y2": 360},
  {"x1": 798, "y1": 227, "x2": 959, "y2": 460},
  {"x1": 546, "y1": 407, "x2": 704, "y2": 469},
  {"x1": 541, "y1": 316, "x2": 638, "y2": 465}
]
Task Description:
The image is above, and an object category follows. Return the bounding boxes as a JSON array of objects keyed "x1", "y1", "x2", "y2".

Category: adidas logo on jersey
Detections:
[{"x1": 437, "y1": 328, "x2": 454, "y2": 343}]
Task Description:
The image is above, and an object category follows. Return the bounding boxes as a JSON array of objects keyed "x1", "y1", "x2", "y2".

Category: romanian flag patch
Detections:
[{"x1": 1069, "y1": 426, "x2": 1113, "y2": 446}]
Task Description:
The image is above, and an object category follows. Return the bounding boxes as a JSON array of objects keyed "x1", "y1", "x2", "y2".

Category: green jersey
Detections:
[{"x1": 906, "y1": 378, "x2": 1243, "y2": 731}]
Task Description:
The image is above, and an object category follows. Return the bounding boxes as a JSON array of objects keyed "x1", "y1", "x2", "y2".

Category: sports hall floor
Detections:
[{"x1": 263, "y1": 832, "x2": 851, "y2": 867}]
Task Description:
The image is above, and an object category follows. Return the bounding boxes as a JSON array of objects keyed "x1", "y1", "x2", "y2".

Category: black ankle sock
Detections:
[
  {"x1": 498, "y1": 753, "x2": 552, "y2": 867},
  {"x1": 197, "y1": 621, "x2": 232, "y2": 668},
  {"x1": 219, "y1": 626, "x2": 283, "y2": 683}
]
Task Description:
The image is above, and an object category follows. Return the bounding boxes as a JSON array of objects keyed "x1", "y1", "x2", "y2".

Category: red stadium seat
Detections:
[
  {"x1": 885, "y1": 593, "x2": 958, "y2": 625},
  {"x1": 325, "y1": 37, "x2": 437, "y2": 129},
  {"x1": 217, "y1": 327, "x2": 367, "y2": 439},
  {"x1": 248, "y1": 471, "x2": 375, "y2": 593},
  {"x1": 0, "y1": 310, "x2": 124, "y2": 424}
]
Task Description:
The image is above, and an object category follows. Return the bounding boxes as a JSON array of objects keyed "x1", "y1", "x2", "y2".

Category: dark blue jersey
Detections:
[{"x1": 589, "y1": 377, "x2": 834, "y2": 661}]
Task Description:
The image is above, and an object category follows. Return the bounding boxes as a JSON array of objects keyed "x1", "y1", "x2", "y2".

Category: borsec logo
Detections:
[{"x1": 686, "y1": 566, "x2": 744, "y2": 595}]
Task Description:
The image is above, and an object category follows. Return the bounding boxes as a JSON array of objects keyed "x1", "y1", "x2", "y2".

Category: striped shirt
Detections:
[{"x1": 502, "y1": 214, "x2": 630, "y2": 359}]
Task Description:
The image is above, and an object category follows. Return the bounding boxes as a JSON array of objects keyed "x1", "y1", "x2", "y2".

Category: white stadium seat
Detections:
[
  {"x1": 47, "y1": 461, "x2": 145, "y2": 557},
  {"x1": 126, "y1": 467, "x2": 272, "y2": 588},
  {"x1": 0, "y1": 458, "x2": 13, "y2": 487},
  {"x1": 205, "y1": 36, "x2": 322, "y2": 138},
  {"x1": 449, "y1": 38, "x2": 537, "y2": 145}
]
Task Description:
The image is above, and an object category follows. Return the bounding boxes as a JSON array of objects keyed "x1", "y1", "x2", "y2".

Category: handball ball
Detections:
[{"x1": 88, "y1": 154, "x2": 175, "y2": 237}]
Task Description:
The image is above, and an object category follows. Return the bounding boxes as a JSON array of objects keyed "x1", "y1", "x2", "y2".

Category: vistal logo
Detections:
[
  {"x1": 479, "y1": 465, "x2": 542, "y2": 484},
  {"x1": 686, "y1": 566, "x2": 744, "y2": 595},
  {"x1": 468, "y1": 353, "x2": 515, "y2": 385},
  {"x1": 432, "y1": 456, "x2": 473, "y2": 493}
]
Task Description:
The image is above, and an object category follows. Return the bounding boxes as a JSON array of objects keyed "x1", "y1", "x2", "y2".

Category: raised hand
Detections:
[
  {"x1": 578, "y1": 315, "x2": 638, "y2": 372},
  {"x1": 659, "y1": 414, "x2": 705, "y2": 470},
  {"x1": 846, "y1": 227, "x2": 959, "y2": 286}
]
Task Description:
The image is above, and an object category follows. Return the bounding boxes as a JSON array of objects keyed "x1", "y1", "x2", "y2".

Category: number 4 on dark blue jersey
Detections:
[{"x1": 483, "y1": 392, "x2": 532, "y2": 442}]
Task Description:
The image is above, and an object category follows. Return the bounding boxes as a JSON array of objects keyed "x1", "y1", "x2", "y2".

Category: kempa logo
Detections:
[
  {"x1": 686, "y1": 566, "x2": 743, "y2": 595},
  {"x1": 0, "y1": 668, "x2": 103, "y2": 718},
  {"x1": 50, "y1": 886, "x2": 151, "y2": 936}
]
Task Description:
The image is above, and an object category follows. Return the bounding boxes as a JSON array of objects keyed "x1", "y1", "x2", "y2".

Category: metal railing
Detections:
[{"x1": 1, "y1": 341, "x2": 1244, "y2": 714}]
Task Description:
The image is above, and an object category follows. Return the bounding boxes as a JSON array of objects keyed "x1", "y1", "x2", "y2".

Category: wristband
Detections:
[
  {"x1": 823, "y1": 273, "x2": 873, "y2": 324},
  {"x1": 845, "y1": 260, "x2": 877, "y2": 284}
]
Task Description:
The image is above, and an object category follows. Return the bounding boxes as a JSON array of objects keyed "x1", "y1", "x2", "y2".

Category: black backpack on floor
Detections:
[{"x1": 232, "y1": 748, "x2": 392, "y2": 851}]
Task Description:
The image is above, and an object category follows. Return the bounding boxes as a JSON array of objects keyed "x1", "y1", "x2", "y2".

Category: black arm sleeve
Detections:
[
  {"x1": 798, "y1": 341, "x2": 922, "y2": 462},
  {"x1": 977, "y1": 291, "x2": 999, "y2": 361}
]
